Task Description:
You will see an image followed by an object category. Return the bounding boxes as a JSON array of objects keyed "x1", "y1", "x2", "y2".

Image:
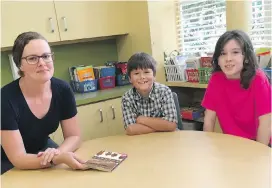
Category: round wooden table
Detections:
[{"x1": 2, "y1": 131, "x2": 271, "y2": 188}]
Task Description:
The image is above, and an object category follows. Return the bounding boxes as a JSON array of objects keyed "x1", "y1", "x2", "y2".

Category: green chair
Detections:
[{"x1": 172, "y1": 92, "x2": 183, "y2": 130}]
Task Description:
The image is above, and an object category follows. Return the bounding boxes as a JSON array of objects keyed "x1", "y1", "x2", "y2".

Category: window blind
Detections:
[
  {"x1": 251, "y1": 0, "x2": 272, "y2": 48},
  {"x1": 176, "y1": 0, "x2": 226, "y2": 55}
]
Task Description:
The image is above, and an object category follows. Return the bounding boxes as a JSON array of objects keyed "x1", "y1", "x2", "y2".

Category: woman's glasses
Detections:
[{"x1": 21, "y1": 52, "x2": 54, "y2": 65}]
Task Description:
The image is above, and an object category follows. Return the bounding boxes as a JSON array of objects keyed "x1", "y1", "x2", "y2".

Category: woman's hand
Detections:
[
  {"x1": 52, "y1": 152, "x2": 87, "y2": 170},
  {"x1": 37, "y1": 148, "x2": 60, "y2": 166}
]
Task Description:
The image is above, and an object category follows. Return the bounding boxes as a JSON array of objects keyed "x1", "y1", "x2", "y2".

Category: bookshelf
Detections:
[{"x1": 166, "y1": 81, "x2": 208, "y2": 89}]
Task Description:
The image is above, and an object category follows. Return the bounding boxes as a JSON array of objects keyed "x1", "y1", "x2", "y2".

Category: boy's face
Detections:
[{"x1": 129, "y1": 68, "x2": 155, "y2": 96}]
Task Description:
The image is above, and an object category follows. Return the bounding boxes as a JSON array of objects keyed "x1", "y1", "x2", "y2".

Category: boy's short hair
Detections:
[{"x1": 127, "y1": 52, "x2": 157, "y2": 77}]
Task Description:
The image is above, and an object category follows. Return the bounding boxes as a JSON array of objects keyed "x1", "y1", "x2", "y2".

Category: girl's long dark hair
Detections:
[{"x1": 212, "y1": 30, "x2": 258, "y2": 89}]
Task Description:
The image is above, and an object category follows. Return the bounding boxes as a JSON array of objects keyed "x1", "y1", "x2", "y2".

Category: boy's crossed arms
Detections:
[{"x1": 122, "y1": 86, "x2": 177, "y2": 136}]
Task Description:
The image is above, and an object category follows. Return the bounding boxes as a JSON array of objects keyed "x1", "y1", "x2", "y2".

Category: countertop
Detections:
[{"x1": 74, "y1": 85, "x2": 132, "y2": 106}]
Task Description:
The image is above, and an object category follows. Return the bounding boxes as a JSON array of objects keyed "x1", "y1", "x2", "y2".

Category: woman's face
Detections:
[
  {"x1": 218, "y1": 39, "x2": 245, "y2": 79},
  {"x1": 20, "y1": 39, "x2": 54, "y2": 83}
]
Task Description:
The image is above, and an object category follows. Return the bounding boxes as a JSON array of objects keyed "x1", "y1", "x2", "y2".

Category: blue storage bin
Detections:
[
  {"x1": 100, "y1": 67, "x2": 116, "y2": 77},
  {"x1": 263, "y1": 68, "x2": 271, "y2": 79},
  {"x1": 70, "y1": 79, "x2": 98, "y2": 93},
  {"x1": 116, "y1": 74, "x2": 130, "y2": 86}
]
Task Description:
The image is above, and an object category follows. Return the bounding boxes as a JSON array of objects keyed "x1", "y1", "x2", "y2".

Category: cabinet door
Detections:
[
  {"x1": 1, "y1": 1, "x2": 60, "y2": 47},
  {"x1": 105, "y1": 98, "x2": 126, "y2": 136},
  {"x1": 54, "y1": 1, "x2": 128, "y2": 41},
  {"x1": 77, "y1": 102, "x2": 109, "y2": 141}
]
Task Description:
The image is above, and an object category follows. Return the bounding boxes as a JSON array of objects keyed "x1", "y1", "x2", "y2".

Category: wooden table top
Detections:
[{"x1": 2, "y1": 131, "x2": 271, "y2": 188}]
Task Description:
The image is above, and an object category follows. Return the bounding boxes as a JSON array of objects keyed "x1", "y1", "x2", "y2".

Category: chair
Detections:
[{"x1": 172, "y1": 92, "x2": 183, "y2": 130}]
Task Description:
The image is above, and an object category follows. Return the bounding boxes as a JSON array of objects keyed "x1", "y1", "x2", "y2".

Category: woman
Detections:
[
  {"x1": 1, "y1": 31, "x2": 87, "y2": 174},
  {"x1": 202, "y1": 30, "x2": 271, "y2": 146}
]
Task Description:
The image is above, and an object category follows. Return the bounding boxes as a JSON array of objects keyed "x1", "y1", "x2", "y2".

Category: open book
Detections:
[{"x1": 83, "y1": 150, "x2": 128, "y2": 172}]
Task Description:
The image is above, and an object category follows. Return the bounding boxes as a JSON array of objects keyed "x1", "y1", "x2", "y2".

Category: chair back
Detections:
[{"x1": 172, "y1": 92, "x2": 183, "y2": 130}]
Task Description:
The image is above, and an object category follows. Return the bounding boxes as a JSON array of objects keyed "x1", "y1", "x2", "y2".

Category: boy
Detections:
[{"x1": 121, "y1": 52, "x2": 178, "y2": 136}]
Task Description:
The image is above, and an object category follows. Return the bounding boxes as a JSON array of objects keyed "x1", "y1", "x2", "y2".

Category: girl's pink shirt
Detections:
[{"x1": 202, "y1": 69, "x2": 271, "y2": 141}]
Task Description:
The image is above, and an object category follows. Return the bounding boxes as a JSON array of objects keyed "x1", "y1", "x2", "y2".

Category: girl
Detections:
[{"x1": 202, "y1": 30, "x2": 271, "y2": 146}]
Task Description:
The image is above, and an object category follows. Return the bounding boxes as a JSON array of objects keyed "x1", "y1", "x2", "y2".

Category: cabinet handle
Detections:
[
  {"x1": 99, "y1": 109, "x2": 103, "y2": 122},
  {"x1": 49, "y1": 18, "x2": 54, "y2": 33},
  {"x1": 62, "y1": 17, "x2": 68, "y2": 31},
  {"x1": 111, "y1": 105, "x2": 115, "y2": 119}
]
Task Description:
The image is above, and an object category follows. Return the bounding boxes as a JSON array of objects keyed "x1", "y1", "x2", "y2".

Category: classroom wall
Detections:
[
  {"x1": 116, "y1": 1, "x2": 152, "y2": 61},
  {"x1": 226, "y1": 1, "x2": 252, "y2": 33},
  {"x1": 117, "y1": 1, "x2": 178, "y2": 84},
  {"x1": 1, "y1": 1, "x2": 254, "y2": 87}
]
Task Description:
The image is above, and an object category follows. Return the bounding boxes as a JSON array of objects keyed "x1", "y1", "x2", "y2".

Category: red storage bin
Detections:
[
  {"x1": 186, "y1": 69, "x2": 199, "y2": 82},
  {"x1": 115, "y1": 62, "x2": 127, "y2": 74},
  {"x1": 180, "y1": 107, "x2": 204, "y2": 120},
  {"x1": 99, "y1": 76, "x2": 115, "y2": 90},
  {"x1": 200, "y1": 57, "x2": 213, "y2": 68}
]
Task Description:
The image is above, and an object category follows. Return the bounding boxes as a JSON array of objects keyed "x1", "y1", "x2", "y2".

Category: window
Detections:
[
  {"x1": 176, "y1": 0, "x2": 226, "y2": 55},
  {"x1": 251, "y1": 0, "x2": 272, "y2": 48}
]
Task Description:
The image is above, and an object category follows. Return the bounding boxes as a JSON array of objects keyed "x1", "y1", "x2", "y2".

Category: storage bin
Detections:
[
  {"x1": 186, "y1": 69, "x2": 199, "y2": 82},
  {"x1": 116, "y1": 74, "x2": 130, "y2": 86},
  {"x1": 70, "y1": 79, "x2": 98, "y2": 93},
  {"x1": 100, "y1": 67, "x2": 116, "y2": 77},
  {"x1": 99, "y1": 76, "x2": 115, "y2": 90},
  {"x1": 200, "y1": 57, "x2": 213, "y2": 68},
  {"x1": 198, "y1": 68, "x2": 212, "y2": 84},
  {"x1": 115, "y1": 62, "x2": 127, "y2": 75},
  {"x1": 164, "y1": 64, "x2": 186, "y2": 82},
  {"x1": 263, "y1": 68, "x2": 272, "y2": 79},
  {"x1": 181, "y1": 107, "x2": 204, "y2": 121},
  {"x1": 185, "y1": 57, "x2": 201, "y2": 69}
]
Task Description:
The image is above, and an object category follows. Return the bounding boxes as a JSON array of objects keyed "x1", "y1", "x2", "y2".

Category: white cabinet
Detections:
[
  {"x1": 51, "y1": 98, "x2": 125, "y2": 145},
  {"x1": 54, "y1": 1, "x2": 128, "y2": 41},
  {"x1": 1, "y1": 1, "x2": 128, "y2": 47},
  {"x1": 1, "y1": 1, "x2": 60, "y2": 47}
]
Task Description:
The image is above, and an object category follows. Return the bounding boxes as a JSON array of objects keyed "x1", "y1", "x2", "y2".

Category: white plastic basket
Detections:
[
  {"x1": 164, "y1": 64, "x2": 187, "y2": 82},
  {"x1": 185, "y1": 57, "x2": 201, "y2": 69}
]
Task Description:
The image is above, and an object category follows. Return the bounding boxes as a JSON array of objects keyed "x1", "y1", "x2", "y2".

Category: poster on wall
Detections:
[{"x1": 8, "y1": 54, "x2": 20, "y2": 80}]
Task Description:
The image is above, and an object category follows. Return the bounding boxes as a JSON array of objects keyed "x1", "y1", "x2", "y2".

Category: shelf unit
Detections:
[{"x1": 166, "y1": 81, "x2": 208, "y2": 89}]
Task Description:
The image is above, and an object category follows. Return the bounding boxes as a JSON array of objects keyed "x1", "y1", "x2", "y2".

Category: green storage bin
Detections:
[{"x1": 198, "y1": 68, "x2": 212, "y2": 84}]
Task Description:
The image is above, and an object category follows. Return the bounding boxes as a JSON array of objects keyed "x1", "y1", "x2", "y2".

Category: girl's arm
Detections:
[
  {"x1": 256, "y1": 113, "x2": 271, "y2": 145},
  {"x1": 253, "y1": 71, "x2": 271, "y2": 145},
  {"x1": 203, "y1": 109, "x2": 217, "y2": 132}
]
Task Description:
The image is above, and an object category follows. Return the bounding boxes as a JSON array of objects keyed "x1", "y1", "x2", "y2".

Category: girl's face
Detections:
[{"x1": 218, "y1": 39, "x2": 245, "y2": 79}]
